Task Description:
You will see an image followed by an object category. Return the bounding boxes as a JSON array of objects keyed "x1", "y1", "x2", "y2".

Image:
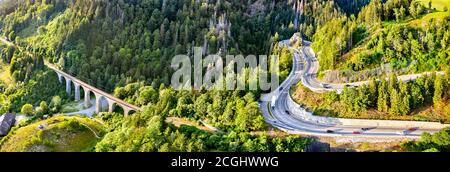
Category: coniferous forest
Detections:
[{"x1": 0, "y1": 0, "x2": 449, "y2": 153}]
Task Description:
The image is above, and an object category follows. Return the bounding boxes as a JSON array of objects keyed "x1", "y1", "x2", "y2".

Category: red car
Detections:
[
  {"x1": 408, "y1": 127, "x2": 418, "y2": 132},
  {"x1": 352, "y1": 131, "x2": 362, "y2": 134}
]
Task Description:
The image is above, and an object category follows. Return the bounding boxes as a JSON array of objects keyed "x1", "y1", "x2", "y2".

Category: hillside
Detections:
[
  {"x1": 418, "y1": 0, "x2": 450, "y2": 11},
  {"x1": 0, "y1": 116, "x2": 105, "y2": 152},
  {"x1": 1, "y1": 0, "x2": 450, "y2": 153},
  {"x1": 0, "y1": 0, "x2": 300, "y2": 92},
  {"x1": 313, "y1": 0, "x2": 450, "y2": 83},
  {"x1": 293, "y1": 0, "x2": 450, "y2": 122}
]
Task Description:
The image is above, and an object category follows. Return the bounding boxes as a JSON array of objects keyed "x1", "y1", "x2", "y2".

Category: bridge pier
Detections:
[
  {"x1": 74, "y1": 83, "x2": 81, "y2": 101},
  {"x1": 83, "y1": 87, "x2": 91, "y2": 108},
  {"x1": 123, "y1": 108, "x2": 132, "y2": 117},
  {"x1": 52, "y1": 67, "x2": 141, "y2": 117},
  {"x1": 57, "y1": 73, "x2": 63, "y2": 83},
  {"x1": 107, "y1": 99, "x2": 116, "y2": 113},
  {"x1": 94, "y1": 93, "x2": 103, "y2": 114},
  {"x1": 65, "y1": 77, "x2": 71, "y2": 95}
]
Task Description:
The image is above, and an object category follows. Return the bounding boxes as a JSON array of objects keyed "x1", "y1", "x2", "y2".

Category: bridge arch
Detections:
[
  {"x1": 93, "y1": 92, "x2": 107, "y2": 114},
  {"x1": 51, "y1": 65, "x2": 142, "y2": 116},
  {"x1": 119, "y1": 105, "x2": 136, "y2": 117}
]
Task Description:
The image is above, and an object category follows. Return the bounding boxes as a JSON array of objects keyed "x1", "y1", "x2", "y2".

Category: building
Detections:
[{"x1": 0, "y1": 113, "x2": 16, "y2": 136}]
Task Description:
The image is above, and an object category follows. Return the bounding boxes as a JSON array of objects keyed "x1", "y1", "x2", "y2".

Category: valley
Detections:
[{"x1": 0, "y1": 0, "x2": 449, "y2": 153}]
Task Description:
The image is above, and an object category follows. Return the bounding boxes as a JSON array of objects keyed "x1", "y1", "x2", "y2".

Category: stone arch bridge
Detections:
[{"x1": 46, "y1": 63, "x2": 142, "y2": 116}]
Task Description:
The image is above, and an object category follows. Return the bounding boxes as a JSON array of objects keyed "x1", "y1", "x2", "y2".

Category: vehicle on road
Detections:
[
  {"x1": 396, "y1": 131, "x2": 407, "y2": 135},
  {"x1": 408, "y1": 127, "x2": 418, "y2": 132},
  {"x1": 321, "y1": 83, "x2": 331, "y2": 89},
  {"x1": 326, "y1": 130, "x2": 334, "y2": 133},
  {"x1": 352, "y1": 131, "x2": 362, "y2": 134},
  {"x1": 345, "y1": 84, "x2": 357, "y2": 88},
  {"x1": 279, "y1": 87, "x2": 283, "y2": 91},
  {"x1": 285, "y1": 110, "x2": 290, "y2": 115}
]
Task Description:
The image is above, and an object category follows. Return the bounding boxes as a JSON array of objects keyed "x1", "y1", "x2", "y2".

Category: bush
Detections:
[{"x1": 20, "y1": 103, "x2": 34, "y2": 116}]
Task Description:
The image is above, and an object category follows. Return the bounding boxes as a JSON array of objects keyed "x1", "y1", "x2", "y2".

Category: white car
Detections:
[{"x1": 396, "y1": 131, "x2": 407, "y2": 135}]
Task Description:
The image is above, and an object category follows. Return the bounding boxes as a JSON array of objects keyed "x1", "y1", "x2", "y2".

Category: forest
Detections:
[
  {"x1": 96, "y1": 83, "x2": 310, "y2": 152},
  {"x1": 313, "y1": 0, "x2": 450, "y2": 79},
  {"x1": 1, "y1": 0, "x2": 450, "y2": 152},
  {"x1": 293, "y1": 70, "x2": 450, "y2": 122},
  {"x1": 0, "y1": 0, "x2": 300, "y2": 92},
  {"x1": 0, "y1": 0, "x2": 315, "y2": 152}
]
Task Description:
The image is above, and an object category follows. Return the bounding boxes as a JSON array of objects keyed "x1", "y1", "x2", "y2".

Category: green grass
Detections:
[
  {"x1": 0, "y1": 116, "x2": 105, "y2": 152},
  {"x1": 409, "y1": 12, "x2": 449, "y2": 27},
  {"x1": 418, "y1": 0, "x2": 450, "y2": 11}
]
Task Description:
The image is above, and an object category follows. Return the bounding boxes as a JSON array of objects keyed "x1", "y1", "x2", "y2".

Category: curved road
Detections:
[
  {"x1": 300, "y1": 41, "x2": 444, "y2": 93},
  {"x1": 260, "y1": 39, "x2": 448, "y2": 139},
  {"x1": 2, "y1": 35, "x2": 447, "y2": 139}
]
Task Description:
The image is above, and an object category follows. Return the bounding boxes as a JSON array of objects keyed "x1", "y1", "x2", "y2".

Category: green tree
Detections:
[
  {"x1": 21, "y1": 103, "x2": 34, "y2": 116},
  {"x1": 409, "y1": 2, "x2": 418, "y2": 19},
  {"x1": 368, "y1": 79, "x2": 378, "y2": 107},
  {"x1": 50, "y1": 96, "x2": 62, "y2": 112},
  {"x1": 377, "y1": 80, "x2": 389, "y2": 112},
  {"x1": 389, "y1": 89, "x2": 401, "y2": 116},
  {"x1": 410, "y1": 83, "x2": 424, "y2": 108},
  {"x1": 39, "y1": 101, "x2": 48, "y2": 114},
  {"x1": 399, "y1": 82, "x2": 411, "y2": 115},
  {"x1": 433, "y1": 75, "x2": 445, "y2": 108}
]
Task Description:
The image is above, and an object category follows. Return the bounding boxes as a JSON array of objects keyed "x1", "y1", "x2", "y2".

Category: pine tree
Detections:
[
  {"x1": 377, "y1": 80, "x2": 389, "y2": 112},
  {"x1": 368, "y1": 79, "x2": 378, "y2": 107},
  {"x1": 399, "y1": 81, "x2": 411, "y2": 115},
  {"x1": 433, "y1": 75, "x2": 445, "y2": 109},
  {"x1": 389, "y1": 89, "x2": 401, "y2": 116}
]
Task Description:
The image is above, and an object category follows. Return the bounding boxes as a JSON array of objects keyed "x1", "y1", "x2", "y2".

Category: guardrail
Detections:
[{"x1": 286, "y1": 92, "x2": 450, "y2": 129}]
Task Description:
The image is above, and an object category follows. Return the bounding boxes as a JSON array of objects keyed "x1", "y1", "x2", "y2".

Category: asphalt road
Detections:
[
  {"x1": 259, "y1": 39, "x2": 447, "y2": 139},
  {"x1": 300, "y1": 41, "x2": 444, "y2": 93},
  {"x1": 2, "y1": 34, "x2": 446, "y2": 139}
]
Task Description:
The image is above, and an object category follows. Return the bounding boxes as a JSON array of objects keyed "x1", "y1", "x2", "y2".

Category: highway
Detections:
[
  {"x1": 3, "y1": 35, "x2": 448, "y2": 139},
  {"x1": 300, "y1": 41, "x2": 444, "y2": 93},
  {"x1": 259, "y1": 39, "x2": 449, "y2": 139}
]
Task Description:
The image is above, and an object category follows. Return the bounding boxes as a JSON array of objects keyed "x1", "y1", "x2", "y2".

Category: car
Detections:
[
  {"x1": 396, "y1": 131, "x2": 407, "y2": 135},
  {"x1": 285, "y1": 110, "x2": 290, "y2": 115},
  {"x1": 326, "y1": 130, "x2": 334, "y2": 133},
  {"x1": 408, "y1": 127, "x2": 418, "y2": 132},
  {"x1": 352, "y1": 131, "x2": 362, "y2": 134},
  {"x1": 345, "y1": 84, "x2": 355, "y2": 88},
  {"x1": 279, "y1": 87, "x2": 283, "y2": 91}
]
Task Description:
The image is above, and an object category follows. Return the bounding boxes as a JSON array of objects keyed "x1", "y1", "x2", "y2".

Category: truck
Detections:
[{"x1": 271, "y1": 96, "x2": 277, "y2": 109}]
